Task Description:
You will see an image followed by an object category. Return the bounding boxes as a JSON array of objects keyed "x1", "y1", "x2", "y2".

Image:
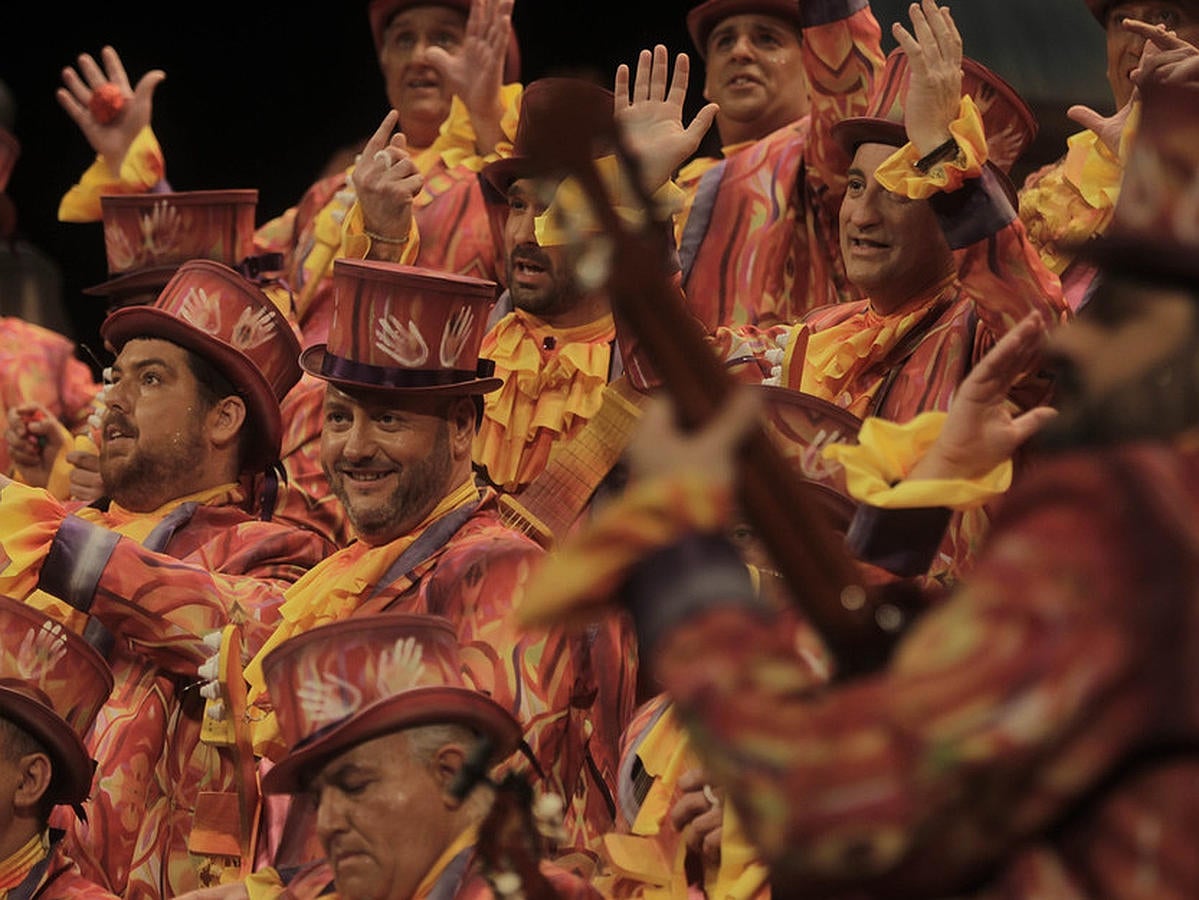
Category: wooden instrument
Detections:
[
  {"x1": 498, "y1": 376, "x2": 648, "y2": 547},
  {"x1": 527, "y1": 93, "x2": 916, "y2": 677}
]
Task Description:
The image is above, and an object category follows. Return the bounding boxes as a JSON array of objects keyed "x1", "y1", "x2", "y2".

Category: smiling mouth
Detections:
[
  {"x1": 849, "y1": 237, "x2": 889, "y2": 251},
  {"x1": 514, "y1": 260, "x2": 547, "y2": 276},
  {"x1": 406, "y1": 77, "x2": 440, "y2": 90},
  {"x1": 727, "y1": 75, "x2": 761, "y2": 88},
  {"x1": 342, "y1": 470, "x2": 394, "y2": 483}
]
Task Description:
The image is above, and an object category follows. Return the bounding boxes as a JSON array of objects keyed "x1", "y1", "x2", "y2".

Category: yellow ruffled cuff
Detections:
[
  {"x1": 1062, "y1": 103, "x2": 1139, "y2": 211},
  {"x1": 823, "y1": 412, "x2": 1011, "y2": 511},
  {"x1": 58, "y1": 126, "x2": 165, "y2": 222},
  {"x1": 517, "y1": 470, "x2": 734, "y2": 629},
  {"x1": 534, "y1": 155, "x2": 687, "y2": 247},
  {"x1": 874, "y1": 96, "x2": 987, "y2": 200},
  {"x1": 341, "y1": 200, "x2": 421, "y2": 264}
]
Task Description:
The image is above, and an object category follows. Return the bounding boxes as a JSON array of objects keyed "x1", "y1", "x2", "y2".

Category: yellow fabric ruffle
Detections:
[
  {"x1": 243, "y1": 477, "x2": 482, "y2": 756},
  {"x1": 58, "y1": 126, "x2": 166, "y2": 222},
  {"x1": 822, "y1": 411, "x2": 1012, "y2": 510},
  {"x1": 516, "y1": 471, "x2": 732, "y2": 629},
  {"x1": 786, "y1": 288, "x2": 955, "y2": 416},
  {"x1": 534, "y1": 155, "x2": 686, "y2": 248},
  {"x1": 605, "y1": 706, "x2": 768, "y2": 900},
  {"x1": 873, "y1": 95, "x2": 987, "y2": 200},
  {"x1": 415, "y1": 82, "x2": 522, "y2": 177},
  {"x1": 474, "y1": 310, "x2": 615, "y2": 489},
  {"x1": 243, "y1": 867, "x2": 285, "y2": 900}
]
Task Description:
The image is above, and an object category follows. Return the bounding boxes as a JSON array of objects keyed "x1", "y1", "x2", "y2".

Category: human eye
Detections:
[
  {"x1": 140, "y1": 368, "x2": 162, "y2": 387},
  {"x1": 756, "y1": 29, "x2": 783, "y2": 48},
  {"x1": 323, "y1": 407, "x2": 351, "y2": 428},
  {"x1": 711, "y1": 31, "x2": 734, "y2": 52},
  {"x1": 434, "y1": 30, "x2": 461, "y2": 49},
  {"x1": 1151, "y1": 7, "x2": 1182, "y2": 27},
  {"x1": 845, "y1": 174, "x2": 866, "y2": 196},
  {"x1": 390, "y1": 29, "x2": 416, "y2": 50},
  {"x1": 376, "y1": 411, "x2": 406, "y2": 429},
  {"x1": 507, "y1": 194, "x2": 528, "y2": 212}
]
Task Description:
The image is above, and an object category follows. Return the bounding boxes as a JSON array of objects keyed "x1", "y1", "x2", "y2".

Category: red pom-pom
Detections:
[{"x1": 89, "y1": 83, "x2": 126, "y2": 125}]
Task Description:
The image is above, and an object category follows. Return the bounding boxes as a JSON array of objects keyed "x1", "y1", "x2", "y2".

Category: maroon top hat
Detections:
[
  {"x1": 301, "y1": 259, "x2": 502, "y2": 395},
  {"x1": 481, "y1": 78, "x2": 616, "y2": 198},
  {"x1": 367, "y1": 0, "x2": 521, "y2": 83},
  {"x1": 0, "y1": 596, "x2": 114, "y2": 806},
  {"x1": 0, "y1": 127, "x2": 18, "y2": 194},
  {"x1": 832, "y1": 50, "x2": 1038, "y2": 176},
  {"x1": 85, "y1": 189, "x2": 259, "y2": 306},
  {"x1": 686, "y1": 0, "x2": 804, "y2": 59},
  {"x1": 261, "y1": 613, "x2": 521, "y2": 794},
  {"x1": 1079, "y1": 82, "x2": 1199, "y2": 284},
  {"x1": 101, "y1": 259, "x2": 303, "y2": 471}
]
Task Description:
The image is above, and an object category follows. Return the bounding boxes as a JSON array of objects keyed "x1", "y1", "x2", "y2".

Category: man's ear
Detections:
[
  {"x1": 207, "y1": 395, "x2": 248, "y2": 452},
  {"x1": 447, "y1": 397, "x2": 477, "y2": 462},
  {"x1": 432, "y1": 743, "x2": 469, "y2": 809},
  {"x1": 13, "y1": 753, "x2": 52, "y2": 814}
]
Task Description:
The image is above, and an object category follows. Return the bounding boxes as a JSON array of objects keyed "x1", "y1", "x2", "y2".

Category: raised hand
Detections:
[
  {"x1": 615, "y1": 45, "x2": 719, "y2": 195},
  {"x1": 1130, "y1": 19, "x2": 1199, "y2": 91},
  {"x1": 908, "y1": 313, "x2": 1058, "y2": 482},
  {"x1": 351, "y1": 110, "x2": 423, "y2": 261},
  {"x1": 56, "y1": 45, "x2": 165, "y2": 176},
  {"x1": 5, "y1": 403, "x2": 67, "y2": 488},
  {"x1": 425, "y1": 0, "x2": 514, "y2": 154},
  {"x1": 891, "y1": 0, "x2": 964, "y2": 156}
]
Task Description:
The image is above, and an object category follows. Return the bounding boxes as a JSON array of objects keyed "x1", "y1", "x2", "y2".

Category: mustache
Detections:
[
  {"x1": 510, "y1": 245, "x2": 553, "y2": 270},
  {"x1": 102, "y1": 410, "x2": 137, "y2": 439}
]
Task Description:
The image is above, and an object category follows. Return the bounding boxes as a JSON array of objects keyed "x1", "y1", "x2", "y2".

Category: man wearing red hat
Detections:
[
  {"x1": 1019, "y1": 1, "x2": 1199, "y2": 309},
  {"x1": 523, "y1": 75, "x2": 1199, "y2": 899},
  {"x1": 0, "y1": 260, "x2": 334, "y2": 898},
  {"x1": 244, "y1": 613, "x2": 599, "y2": 899},
  {"x1": 615, "y1": 0, "x2": 1069, "y2": 585},
  {"x1": 675, "y1": 0, "x2": 884, "y2": 329},
  {"x1": 0, "y1": 597, "x2": 116, "y2": 899},
  {"x1": 235, "y1": 261, "x2": 632, "y2": 871}
]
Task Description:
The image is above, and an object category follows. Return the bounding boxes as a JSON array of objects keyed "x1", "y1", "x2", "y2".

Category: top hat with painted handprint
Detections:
[
  {"x1": 832, "y1": 49, "x2": 1039, "y2": 178},
  {"x1": 84, "y1": 189, "x2": 261, "y2": 307},
  {"x1": 366, "y1": 0, "x2": 521, "y2": 83},
  {"x1": 260, "y1": 612, "x2": 520, "y2": 793},
  {"x1": 300, "y1": 259, "x2": 502, "y2": 396},
  {"x1": 0, "y1": 596, "x2": 114, "y2": 806},
  {"x1": 101, "y1": 259, "x2": 303, "y2": 471},
  {"x1": 685, "y1": 0, "x2": 804, "y2": 59},
  {"x1": 1078, "y1": 81, "x2": 1199, "y2": 284}
]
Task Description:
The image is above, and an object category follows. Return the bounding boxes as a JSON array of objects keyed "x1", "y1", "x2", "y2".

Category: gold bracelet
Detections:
[{"x1": 364, "y1": 228, "x2": 410, "y2": 245}]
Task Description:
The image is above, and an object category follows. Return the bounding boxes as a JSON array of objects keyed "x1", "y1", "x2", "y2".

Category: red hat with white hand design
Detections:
[
  {"x1": 261, "y1": 613, "x2": 520, "y2": 794},
  {"x1": 101, "y1": 259, "x2": 302, "y2": 471},
  {"x1": 301, "y1": 259, "x2": 502, "y2": 395},
  {"x1": 0, "y1": 596, "x2": 114, "y2": 806},
  {"x1": 85, "y1": 189, "x2": 262, "y2": 307}
]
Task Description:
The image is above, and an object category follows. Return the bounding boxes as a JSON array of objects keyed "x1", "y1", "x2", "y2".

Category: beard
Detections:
[
  {"x1": 100, "y1": 412, "x2": 209, "y2": 511},
  {"x1": 327, "y1": 421, "x2": 454, "y2": 544},
  {"x1": 506, "y1": 244, "x2": 581, "y2": 318},
  {"x1": 1034, "y1": 330, "x2": 1199, "y2": 454}
]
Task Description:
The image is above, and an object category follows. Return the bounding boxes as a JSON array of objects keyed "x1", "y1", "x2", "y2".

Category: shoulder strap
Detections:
[{"x1": 365, "y1": 499, "x2": 483, "y2": 603}]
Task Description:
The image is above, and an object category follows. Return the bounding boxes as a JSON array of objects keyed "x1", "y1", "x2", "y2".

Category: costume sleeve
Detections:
[
  {"x1": 876, "y1": 99, "x2": 1069, "y2": 404},
  {"x1": 0, "y1": 476, "x2": 318, "y2": 675},
  {"x1": 641, "y1": 454, "x2": 1155, "y2": 894},
  {"x1": 1019, "y1": 114, "x2": 1135, "y2": 275},
  {"x1": 801, "y1": 0, "x2": 885, "y2": 216},
  {"x1": 58, "y1": 126, "x2": 167, "y2": 222}
]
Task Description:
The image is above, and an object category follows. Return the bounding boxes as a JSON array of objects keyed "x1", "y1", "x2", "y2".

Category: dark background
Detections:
[{"x1": 0, "y1": 0, "x2": 1110, "y2": 367}]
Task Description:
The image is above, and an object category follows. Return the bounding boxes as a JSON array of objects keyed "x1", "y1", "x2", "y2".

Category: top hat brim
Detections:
[
  {"x1": 261, "y1": 685, "x2": 521, "y2": 795},
  {"x1": 299, "y1": 345, "x2": 502, "y2": 396},
  {"x1": 0, "y1": 686, "x2": 95, "y2": 806},
  {"x1": 83, "y1": 265, "x2": 180, "y2": 304},
  {"x1": 101, "y1": 306, "x2": 286, "y2": 470},
  {"x1": 481, "y1": 155, "x2": 540, "y2": 199}
]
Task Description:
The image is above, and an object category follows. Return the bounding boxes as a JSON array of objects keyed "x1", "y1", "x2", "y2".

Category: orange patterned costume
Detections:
[
  {"x1": 0, "y1": 478, "x2": 333, "y2": 898},
  {"x1": 677, "y1": 0, "x2": 884, "y2": 329},
  {"x1": 0, "y1": 317, "x2": 98, "y2": 477}
]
